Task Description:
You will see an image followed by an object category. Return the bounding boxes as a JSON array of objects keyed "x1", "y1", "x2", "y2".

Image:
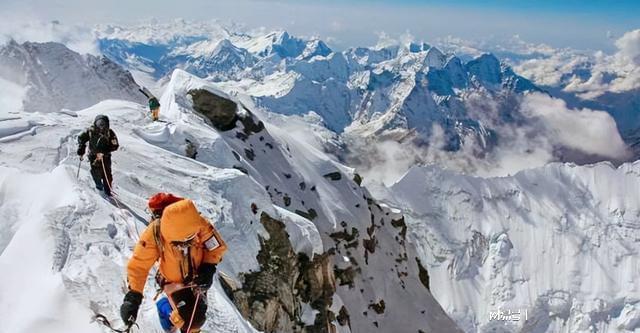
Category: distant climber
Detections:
[
  {"x1": 149, "y1": 96, "x2": 161, "y2": 121},
  {"x1": 77, "y1": 114, "x2": 119, "y2": 196},
  {"x1": 139, "y1": 87, "x2": 160, "y2": 121},
  {"x1": 120, "y1": 193, "x2": 227, "y2": 333},
  {"x1": 185, "y1": 139, "x2": 198, "y2": 159}
]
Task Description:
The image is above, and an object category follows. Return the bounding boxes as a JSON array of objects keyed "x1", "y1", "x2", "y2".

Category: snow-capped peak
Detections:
[
  {"x1": 423, "y1": 46, "x2": 447, "y2": 69},
  {"x1": 0, "y1": 40, "x2": 144, "y2": 113}
]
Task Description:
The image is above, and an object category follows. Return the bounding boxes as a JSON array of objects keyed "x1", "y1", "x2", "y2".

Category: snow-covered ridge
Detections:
[
  {"x1": 0, "y1": 69, "x2": 461, "y2": 332},
  {"x1": 382, "y1": 162, "x2": 640, "y2": 332}
]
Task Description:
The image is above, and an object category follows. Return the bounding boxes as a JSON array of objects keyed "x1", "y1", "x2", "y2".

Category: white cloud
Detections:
[
  {"x1": 614, "y1": 29, "x2": 640, "y2": 65},
  {"x1": 513, "y1": 29, "x2": 640, "y2": 98},
  {"x1": 0, "y1": 77, "x2": 25, "y2": 116},
  {"x1": 520, "y1": 93, "x2": 630, "y2": 159},
  {"x1": 0, "y1": 19, "x2": 97, "y2": 54}
]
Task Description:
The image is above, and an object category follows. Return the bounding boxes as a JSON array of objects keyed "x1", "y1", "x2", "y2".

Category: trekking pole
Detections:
[{"x1": 76, "y1": 157, "x2": 82, "y2": 179}]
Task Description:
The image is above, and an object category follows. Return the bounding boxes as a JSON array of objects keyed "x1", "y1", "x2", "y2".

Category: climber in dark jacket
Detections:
[{"x1": 77, "y1": 114, "x2": 119, "y2": 196}]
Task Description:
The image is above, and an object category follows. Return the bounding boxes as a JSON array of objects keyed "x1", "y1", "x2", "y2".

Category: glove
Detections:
[
  {"x1": 77, "y1": 146, "x2": 85, "y2": 156},
  {"x1": 193, "y1": 263, "x2": 216, "y2": 290},
  {"x1": 96, "y1": 153, "x2": 104, "y2": 161},
  {"x1": 120, "y1": 291, "x2": 143, "y2": 325}
]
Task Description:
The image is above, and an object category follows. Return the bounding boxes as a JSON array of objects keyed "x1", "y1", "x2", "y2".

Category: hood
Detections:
[
  {"x1": 160, "y1": 199, "x2": 207, "y2": 242},
  {"x1": 94, "y1": 114, "x2": 110, "y2": 129}
]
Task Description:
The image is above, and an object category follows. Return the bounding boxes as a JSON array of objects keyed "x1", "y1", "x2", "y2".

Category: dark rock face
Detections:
[
  {"x1": 220, "y1": 213, "x2": 337, "y2": 333},
  {"x1": 188, "y1": 88, "x2": 239, "y2": 131},
  {"x1": 415, "y1": 257, "x2": 430, "y2": 291},
  {"x1": 323, "y1": 172, "x2": 342, "y2": 181}
]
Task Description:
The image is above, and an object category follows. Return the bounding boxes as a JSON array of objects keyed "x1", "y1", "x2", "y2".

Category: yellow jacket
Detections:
[{"x1": 126, "y1": 199, "x2": 227, "y2": 293}]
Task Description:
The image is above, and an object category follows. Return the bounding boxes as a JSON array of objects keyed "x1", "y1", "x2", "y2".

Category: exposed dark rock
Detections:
[
  {"x1": 220, "y1": 213, "x2": 337, "y2": 333},
  {"x1": 391, "y1": 217, "x2": 407, "y2": 240},
  {"x1": 415, "y1": 257, "x2": 430, "y2": 291},
  {"x1": 236, "y1": 131, "x2": 249, "y2": 141},
  {"x1": 352, "y1": 173, "x2": 363, "y2": 186},
  {"x1": 294, "y1": 208, "x2": 317, "y2": 221},
  {"x1": 337, "y1": 306, "x2": 351, "y2": 328},
  {"x1": 362, "y1": 238, "x2": 376, "y2": 253},
  {"x1": 239, "y1": 108, "x2": 265, "y2": 136},
  {"x1": 299, "y1": 182, "x2": 306, "y2": 191},
  {"x1": 363, "y1": 237, "x2": 377, "y2": 265},
  {"x1": 233, "y1": 165, "x2": 249, "y2": 174},
  {"x1": 251, "y1": 203, "x2": 258, "y2": 215},
  {"x1": 232, "y1": 151, "x2": 241, "y2": 161},
  {"x1": 283, "y1": 173, "x2": 292, "y2": 179},
  {"x1": 284, "y1": 194, "x2": 292, "y2": 207},
  {"x1": 188, "y1": 88, "x2": 238, "y2": 131},
  {"x1": 296, "y1": 253, "x2": 337, "y2": 333},
  {"x1": 329, "y1": 227, "x2": 359, "y2": 243},
  {"x1": 184, "y1": 139, "x2": 198, "y2": 159},
  {"x1": 334, "y1": 266, "x2": 357, "y2": 288},
  {"x1": 323, "y1": 172, "x2": 342, "y2": 181},
  {"x1": 345, "y1": 240, "x2": 359, "y2": 249},
  {"x1": 245, "y1": 148, "x2": 255, "y2": 161},
  {"x1": 368, "y1": 299, "x2": 386, "y2": 314},
  {"x1": 266, "y1": 142, "x2": 274, "y2": 149}
]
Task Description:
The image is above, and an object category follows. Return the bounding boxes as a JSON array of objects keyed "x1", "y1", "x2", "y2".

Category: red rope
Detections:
[
  {"x1": 100, "y1": 157, "x2": 140, "y2": 239},
  {"x1": 185, "y1": 289, "x2": 202, "y2": 333}
]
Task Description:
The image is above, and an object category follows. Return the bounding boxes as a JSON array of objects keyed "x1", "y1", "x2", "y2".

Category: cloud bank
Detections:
[
  {"x1": 0, "y1": 19, "x2": 97, "y2": 54},
  {"x1": 514, "y1": 29, "x2": 640, "y2": 98},
  {"x1": 349, "y1": 92, "x2": 630, "y2": 185}
]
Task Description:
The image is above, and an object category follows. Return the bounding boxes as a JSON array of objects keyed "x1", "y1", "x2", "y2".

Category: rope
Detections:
[
  {"x1": 94, "y1": 314, "x2": 137, "y2": 333},
  {"x1": 100, "y1": 157, "x2": 141, "y2": 239},
  {"x1": 185, "y1": 288, "x2": 202, "y2": 333}
]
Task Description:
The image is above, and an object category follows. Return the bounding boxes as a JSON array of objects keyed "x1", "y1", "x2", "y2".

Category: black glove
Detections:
[
  {"x1": 77, "y1": 146, "x2": 85, "y2": 156},
  {"x1": 120, "y1": 291, "x2": 143, "y2": 325},
  {"x1": 193, "y1": 263, "x2": 216, "y2": 290}
]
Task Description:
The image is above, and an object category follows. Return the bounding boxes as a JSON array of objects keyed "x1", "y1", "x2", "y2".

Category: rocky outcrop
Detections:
[
  {"x1": 188, "y1": 88, "x2": 239, "y2": 131},
  {"x1": 188, "y1": 88, "x2": 266, "y2": 138},
  {"x1": 220, "y1": 213, "x2": 337, "y2": 333}
]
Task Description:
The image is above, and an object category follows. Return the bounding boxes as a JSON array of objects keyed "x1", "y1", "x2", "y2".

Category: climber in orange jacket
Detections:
[{"x1": 120, "y1": 193, "x2": 227, "y2": 333}]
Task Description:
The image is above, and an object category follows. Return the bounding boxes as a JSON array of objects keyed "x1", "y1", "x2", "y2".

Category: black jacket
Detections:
[{"x1": 77, "y1": 127, "x2": 119, "y2": 157}]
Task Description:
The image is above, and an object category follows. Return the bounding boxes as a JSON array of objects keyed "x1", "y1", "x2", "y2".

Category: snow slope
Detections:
[
  {"x1": 0, "y1": 40, "x2": 145, "y2": 114},
  {"x1": 382, "y1": 163, "x2": 640, "y2": 332},
  {"x1": 0, "y1": 69, "x2": 460, "y2": 332}
]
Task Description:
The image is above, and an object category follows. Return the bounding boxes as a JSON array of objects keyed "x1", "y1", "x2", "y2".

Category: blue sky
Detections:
[{"x1": 1, "y1": 0, "x2": 638, "y2": 52}]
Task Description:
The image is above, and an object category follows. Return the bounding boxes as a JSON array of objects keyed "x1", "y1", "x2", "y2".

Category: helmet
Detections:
[
  {"x1": 94, "y1": 115, "x2": 109, "y2": 131},
  {"x1": 148, "y1": 192, "x2": 184, "y2": 217}
]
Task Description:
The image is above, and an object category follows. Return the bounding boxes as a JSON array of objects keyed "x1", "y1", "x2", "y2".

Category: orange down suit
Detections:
[{"x1": 126, "y1": 199, "x2": 227, "y2": 294}]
